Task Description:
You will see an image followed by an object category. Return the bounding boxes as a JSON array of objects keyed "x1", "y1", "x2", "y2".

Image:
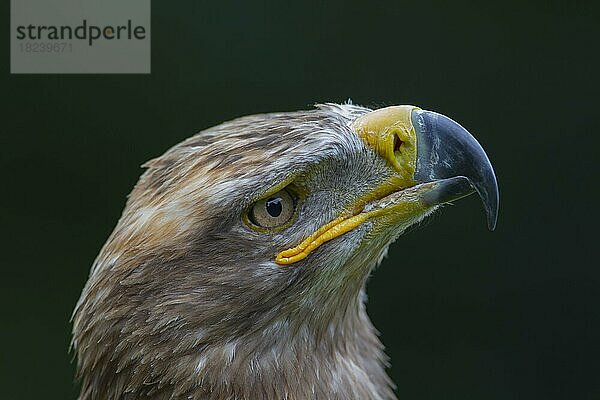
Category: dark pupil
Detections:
[{"x1": 265, "y1": 198, "x2": 283, "y2": 218}]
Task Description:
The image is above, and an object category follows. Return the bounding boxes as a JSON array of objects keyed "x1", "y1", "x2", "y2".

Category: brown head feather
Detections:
[{"x1": 73, "y1": 103, "x2": 400, "y2": 400}]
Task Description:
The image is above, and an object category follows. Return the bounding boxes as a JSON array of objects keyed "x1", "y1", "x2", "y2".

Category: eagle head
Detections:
[{"x1": 72, "y1": 103, "x2": 498, "y2": 400}]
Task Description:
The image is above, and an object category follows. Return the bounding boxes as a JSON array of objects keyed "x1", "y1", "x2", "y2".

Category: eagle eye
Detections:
[{"x1": 247, "y1": 188, "x2": 296, "y2": 230}]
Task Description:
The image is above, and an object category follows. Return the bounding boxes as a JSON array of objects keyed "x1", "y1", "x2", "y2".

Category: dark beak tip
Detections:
[
  {"x1": 485, "y1": 188, "x2": 499, "y2": 231},
  {"x1": 487, "y1": 206, "x2": 498, "y2": 231},
  {"x1": 472, "y1": 166, "x2": 499, "y2": 231}
]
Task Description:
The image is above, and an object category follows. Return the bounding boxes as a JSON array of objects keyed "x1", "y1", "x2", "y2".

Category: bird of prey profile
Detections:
[{"x1": 72, "y1": 103, "x2": 498, "y2": 400}]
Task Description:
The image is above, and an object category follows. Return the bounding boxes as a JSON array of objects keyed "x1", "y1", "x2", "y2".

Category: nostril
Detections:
[{"x1": 393, "y1": 134, "x2": 404, "y2": 154}]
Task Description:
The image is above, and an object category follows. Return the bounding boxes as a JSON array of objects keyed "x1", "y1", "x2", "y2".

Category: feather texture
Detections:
[{"x1": 72, "y1": 104, "x2": 403, "y2": 400}]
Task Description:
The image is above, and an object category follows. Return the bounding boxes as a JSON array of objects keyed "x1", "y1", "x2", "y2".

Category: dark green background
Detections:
[{"x1": 2, "y1": 1, "x2": 598, "y2": 399}]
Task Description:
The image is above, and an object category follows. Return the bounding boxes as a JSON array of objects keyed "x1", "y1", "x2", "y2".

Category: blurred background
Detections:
[{"x1": 2, "y1": 1, "x2": 598, "y2": 399}]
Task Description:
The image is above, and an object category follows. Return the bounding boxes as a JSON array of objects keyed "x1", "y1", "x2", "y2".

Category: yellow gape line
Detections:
[
  {"x1": 276, "y1": 215, "x2": 367, "y2": 265},
  {"x1": 274, "y1": 203, "x2": 419, "y2": 265}
]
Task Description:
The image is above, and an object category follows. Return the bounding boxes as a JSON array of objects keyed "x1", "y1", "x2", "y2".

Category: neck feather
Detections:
[{"x1": 76, "y1": 288, "x2": 396, "y2": 400}]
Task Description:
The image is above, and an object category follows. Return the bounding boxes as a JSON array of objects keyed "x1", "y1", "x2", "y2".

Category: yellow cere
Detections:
[
  {"x1": 352, "y1": 105, "x2": 419, "y2": 188},
  {"x1": 275, "y1": 106, "x2": 422, "y2": 266}
]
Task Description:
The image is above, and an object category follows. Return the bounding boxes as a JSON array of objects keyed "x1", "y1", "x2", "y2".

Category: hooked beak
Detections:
[
  {"x1": 411, "y1": 109, "x2": 499, "y2": 230},
  {"x1": 352, "y1": 105, "x2": 499, "y2": 230}
]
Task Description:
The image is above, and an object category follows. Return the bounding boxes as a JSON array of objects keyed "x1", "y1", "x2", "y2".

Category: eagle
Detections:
[{"x1": 72, "y1": 103, "x2": 498, "y2": 400}]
